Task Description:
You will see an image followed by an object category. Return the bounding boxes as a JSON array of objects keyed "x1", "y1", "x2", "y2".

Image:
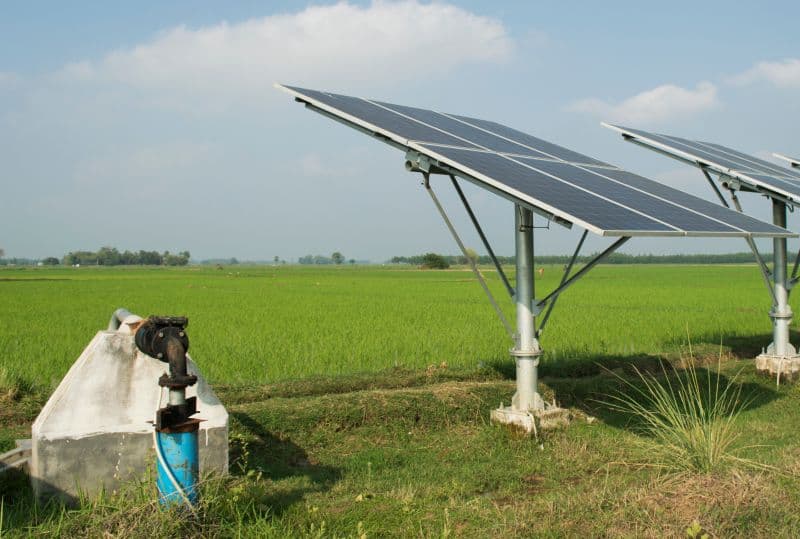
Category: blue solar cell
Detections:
[
  {"x1": 374, "y1": 101, "x2": 552, "y2": 158},
  {"x1": 513, "y1": 158, "x2": 738, "y2": 233},
  {"x1": 586, "y1": 167, "x2": 786, "y2": 235},
  {"x1": 420, "y1": 146, "x2": 673, "y2": 233},
  {"x1": 451, "y1": 115, "x2": 609, "y2": 166},
  {"x1": 700, "y1": 142, "x2": 800, "y2": 180},
  {"x1": 285, "y1": 86, "x2": 478, "y2": 148},
  {"x1": 281, "y1": 85, "x2": 792, "y2": 237},
  {"x1": 612, "y1": 124, "x2": 800, "y2": 201}
]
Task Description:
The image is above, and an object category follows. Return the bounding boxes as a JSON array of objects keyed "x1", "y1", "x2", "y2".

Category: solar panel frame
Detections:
[
  {"x1": 775, "y1": 153, "x2": 800, "y2": 169},
  {"x1": 279, "y1": 85, "x2": 794, "y2": 239},
  {"x1": 604, "y1": 123, "x2": 800, "y2": 204}
]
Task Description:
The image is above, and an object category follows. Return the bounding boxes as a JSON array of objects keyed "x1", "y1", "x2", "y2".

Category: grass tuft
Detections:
[{"x1": 601, "y1": 357, "x2": 763, "y2": 474}]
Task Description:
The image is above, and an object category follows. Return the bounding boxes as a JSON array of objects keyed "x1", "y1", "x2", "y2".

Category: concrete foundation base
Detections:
[
  {"x1": 31, "y1": 317, "x2": 228, "y2": 503},
  {"x1": 755, "y1": 353, "x2": 800, "y2": 382},
  {"x1": 491, "y1": 404, "x2": 570, "y2": 434}
]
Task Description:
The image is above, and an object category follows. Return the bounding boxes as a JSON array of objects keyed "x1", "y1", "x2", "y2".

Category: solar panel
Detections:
[
  {"x1": 775, "y1": 153, "x2": 800, "y2": 169},
  {"x1": 279, "y1": 85, "x2": 792, "y2": 238},
  {"x1": 604, "y1": 124, "x2": 800, "y2": 203}
]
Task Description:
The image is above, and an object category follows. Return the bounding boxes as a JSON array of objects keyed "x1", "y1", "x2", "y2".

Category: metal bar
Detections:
[
  {"x1": 791, "y1": 247, "x2": 800, "y2": 281},
  {"x1": 536, "y1": 230, "x2": 588, "y2": 336},
  {"x1": 728, "y1": 189, "x2": 777, "y2": 304},
  {"x1": 772, "y1": 199, "x2": 792, "y2": 357},
  {"x1": 701, "y1": 168, "x2": 730, "y2": 208},
  {"x1": 512, "y1": 205, "x2": 543, "y2": 412},
  {"x1": 449, "y1": 174, "x2": 515, "y2": 298},
  {"x1": 536, "y1": 236, "x2": 631, "y2": 308},
  {"x1": 423, "y1": 174, "x2": 515, "y2": 340}
]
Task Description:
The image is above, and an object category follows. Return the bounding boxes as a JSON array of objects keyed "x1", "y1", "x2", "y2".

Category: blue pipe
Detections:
[{"x1": 156, "y1": 428, "x2": 199, "y2": 508}]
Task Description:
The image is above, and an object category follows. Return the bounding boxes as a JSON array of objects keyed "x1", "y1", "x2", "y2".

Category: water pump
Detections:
[{"x1": 135, "y1": 316, "x2": 201, "y2": 509}]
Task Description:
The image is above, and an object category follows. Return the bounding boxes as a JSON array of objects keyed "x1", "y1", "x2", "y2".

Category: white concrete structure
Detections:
[{"x1": 30, "y1": 313, "x2": 228, "y2": 502}]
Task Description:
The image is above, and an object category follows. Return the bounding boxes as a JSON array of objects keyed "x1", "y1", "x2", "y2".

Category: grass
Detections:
[
  {"x1": 0, "y1": 263, "x2": 789, "y2": 391},
  {"x1": 602, "y1": 356, "x2": 754, "y2": 474},
  {"x1": 2, "y1": 264, "x2": 800, "y2": 536}
]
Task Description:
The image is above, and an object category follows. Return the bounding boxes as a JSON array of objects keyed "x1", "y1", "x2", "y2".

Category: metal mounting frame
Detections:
[
  {"x1": 419, "y1": 168, "x2": 632, "y2": 414},
  {"x1": 694, "y1": 167, "x2": 798, "y2": 363}
]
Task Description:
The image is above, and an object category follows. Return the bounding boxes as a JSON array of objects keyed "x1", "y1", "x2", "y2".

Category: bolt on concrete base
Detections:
[
  {"x1": 755, "y1": 352, "x2": 800, "y2": 382},
  {"x1": 491, "y1": 402, "x2": 570, "y2": 434}
]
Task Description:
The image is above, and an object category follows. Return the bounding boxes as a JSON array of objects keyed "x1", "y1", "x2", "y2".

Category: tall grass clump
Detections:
[{"x1": 603, "y1": 358, "x2": 757, "y2": 474}]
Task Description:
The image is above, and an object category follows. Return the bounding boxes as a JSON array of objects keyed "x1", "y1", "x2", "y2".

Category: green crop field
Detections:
[
  {"x1": 0, "y1": 263, "x2": 787, "y2": 389},
  {"x1": 2, "y1": 263, "x2": 800, "y2": 537}
]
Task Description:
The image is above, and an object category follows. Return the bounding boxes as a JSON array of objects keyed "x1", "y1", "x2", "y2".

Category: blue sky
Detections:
[{"x1": 2, "y1": 1, "x2": 799, "y2": 261}]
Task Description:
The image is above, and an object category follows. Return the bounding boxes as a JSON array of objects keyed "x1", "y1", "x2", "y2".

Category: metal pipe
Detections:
[
  {"x1": 449, "y1": 175, "x2": 515, "y2": 298},
  {"x1": 512, "y1": 205, "x2": 542, "y2": 412},
  {"x1": 108, "y1": 308, "x2": 134, "y2": 330},
  {"x1": 727, "y1": 190, "x2": 777, "y2": 304},
  {"x1": 537, "y1": 230, "x2": 588, "y2": 336},
  {"x1": 791, "y1": 247, "x2": 800, "y2": 281},
  {"x1": 537, "y1": 236, "x2": 630, "y2": 308},
  {"x1": 701, "y1": 168, "x2": 730, "y2": 208},
  {"x1": 423, "y1": 174, "x2": 515, "y2": 339},
  {"x1": 772, "y1": 199, "x2": 792, "y2": 357}
]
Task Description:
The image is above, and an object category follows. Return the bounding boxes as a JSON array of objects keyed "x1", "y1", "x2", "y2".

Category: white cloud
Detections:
[
  {"x1": 567, "y1": 82, "x2": 719, "y2": 125},
  {"x1": 731, "y1": 58, "x2": 800, "y2": 88},
  {"x1": 55, "y1": 1, "x2": 512, "y2": 111}
]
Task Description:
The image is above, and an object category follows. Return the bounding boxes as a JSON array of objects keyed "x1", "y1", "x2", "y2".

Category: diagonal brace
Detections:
[
  {"x1": 701, "y1": 168, "x2": 776, "y2": 303},
  {"x1": 536, "y1": 236, "x2": 630, "y2": 310},
  {"x1": 422, "y1": 173, "x2": 515, "y2": 340},
  {"x1": 536, "y1": 230, "x2": 588, "y2": 337},
  {"x1": 724, "y1": 183, "x2": 777, "y2": 304},
  {"x1": 449, "y1": 175, "x2": 515, "y2": 298}
]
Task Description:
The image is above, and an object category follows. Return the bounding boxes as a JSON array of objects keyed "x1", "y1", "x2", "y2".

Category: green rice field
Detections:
[
  {"x1": 3, "y1": 263, "x2": 800, "y2": 537},
  {"x1": 0, "y1": 263, "x2": 786, "y2": 390}
]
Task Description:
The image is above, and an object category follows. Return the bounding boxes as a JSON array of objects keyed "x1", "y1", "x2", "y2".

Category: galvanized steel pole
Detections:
[
  {"x1": 772, "y1": 199, "x2": 792, "y2": 357},
  {"x1": 512, "y1": 205, "x2": 543, "y2": 411}
]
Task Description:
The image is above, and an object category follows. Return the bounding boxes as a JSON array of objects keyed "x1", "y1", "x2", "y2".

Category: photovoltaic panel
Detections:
[
  {"x1": 279, "y1": 84, "x2": 793, "y2": 238},
  {"x1": 605, "y1": 124, "x2": 800, "y2": 203},
  {"x1": 450, "y1": 114, "x2": 609, "y2": 166}
]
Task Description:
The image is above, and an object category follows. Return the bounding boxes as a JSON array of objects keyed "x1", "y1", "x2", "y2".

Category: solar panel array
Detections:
[
  {"x1": 279, "y1": 85, "x2": 792, "y2": 238},
  {"x1": 606, "y1": 124, "x2": 800, "y2": 203},
  {"x1": 775, "y1": 153, "x2": 800, "y2": 169}
]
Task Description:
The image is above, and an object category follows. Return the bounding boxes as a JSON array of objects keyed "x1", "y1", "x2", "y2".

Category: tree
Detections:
[
  {"x1": 274, "y1": 256, "x2": 279, "y2": 265},
  {"x1": 420, "y1": 252, "x2": 449, "y2": 269},
  {"x1": 331, "y1": 251, "x2": 345, "y2": 265},
  {"x1": 42, "y1": 257, "x2": 60, "y2": 265},
  {"x1": 464, "y1": 247, "x2": 479, "y2": 265},
  {"x1": 0, "y1": 248, "x2": 4, "y2": 259}
]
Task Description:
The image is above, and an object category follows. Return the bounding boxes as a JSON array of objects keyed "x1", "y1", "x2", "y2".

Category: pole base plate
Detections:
[
  {"x1": 491, "y1": 404, "x2": 570, "y2": 434},
  {"x1": 755, "y1": 353, "x2": 800, "y2": 382}
]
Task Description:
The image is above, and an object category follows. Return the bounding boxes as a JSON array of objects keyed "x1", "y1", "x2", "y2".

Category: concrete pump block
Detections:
[{"x1": 31, "y1": 329, "x2": 228, "y2": 502}]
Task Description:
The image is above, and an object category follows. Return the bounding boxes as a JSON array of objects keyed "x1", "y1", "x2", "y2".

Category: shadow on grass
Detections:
[
  {"x1": 230, "y1": 411, "x2": 341, "y2": 516},
  {"x1": 551, "y1": 366, "x2": 782, "y2": 433},
  {"x1": 672, "y1": 329, "x2": 800, "y2": 360},
  {"x1": 486, "y1": 352, "x2": 666, "y2": 381},
  {"x1": 486, "y1": 352, "x2": 783, "y2": 434}
]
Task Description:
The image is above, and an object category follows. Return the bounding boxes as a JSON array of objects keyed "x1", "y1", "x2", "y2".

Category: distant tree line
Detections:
[
  {"x1": 62, "y1": 247, "x2": 191, "y2": 266},
  {"x1": 298, "y1": 251, "x2": 354, "y2": 265},
  {"x1": 390, "y1": 252, "x2": 765, "y2": 266}
]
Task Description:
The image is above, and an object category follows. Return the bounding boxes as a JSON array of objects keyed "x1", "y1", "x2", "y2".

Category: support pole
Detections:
[
  {"x1": 771, "y1": 199, "x2": 792, "y2": 358},
  {"x1": 511, "y1": 205, "x2": 544, "y2": 412},
  {"x1": 756, "y1": 198, "x2": 800, "y2": 379},
  {"x1": 491, "y1": 205, "x2": 570, "y2": 433}
]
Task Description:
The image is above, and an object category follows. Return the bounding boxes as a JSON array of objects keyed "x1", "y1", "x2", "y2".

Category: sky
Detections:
[{"x1": 2, "y1": 1, "x2": 799, "y2": 262}]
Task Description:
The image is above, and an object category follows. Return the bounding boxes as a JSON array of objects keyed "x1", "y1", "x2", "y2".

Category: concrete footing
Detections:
[
  {"x1": 755, "y1": 353, "x2": 800, "y2": 382},
  {"x1": 491, "y1": 404, "x2": 570, "y2": 434},
  {"x1": 31, "y1": 315, "x2": 228, "y2": 503}
]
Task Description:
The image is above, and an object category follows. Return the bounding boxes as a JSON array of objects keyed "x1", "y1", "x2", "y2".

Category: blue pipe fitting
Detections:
[{"x1": 156, "y1": 425, "x2": 199, "y2": 508}]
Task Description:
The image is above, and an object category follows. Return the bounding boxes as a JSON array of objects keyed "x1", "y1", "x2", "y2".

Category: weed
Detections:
[{"x1": 601, "y1": 357, "x2": 764, "y2": 474}]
